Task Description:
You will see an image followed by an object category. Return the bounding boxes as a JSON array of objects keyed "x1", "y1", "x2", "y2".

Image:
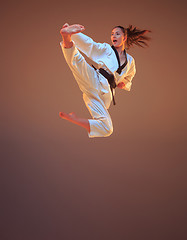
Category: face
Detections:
[{"x1": 111, "y1": 27, "x2": 126, "y2": 48}]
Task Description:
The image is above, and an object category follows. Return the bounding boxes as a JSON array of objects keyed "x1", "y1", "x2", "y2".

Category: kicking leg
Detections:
[{"x1": 59, "y1": 23, "x2": 91, "y2": 134}]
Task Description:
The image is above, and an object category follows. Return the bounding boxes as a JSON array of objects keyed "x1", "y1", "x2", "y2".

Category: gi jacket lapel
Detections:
[{"x1": 111, "y1": 45, "x2": 128, "y2": 74}]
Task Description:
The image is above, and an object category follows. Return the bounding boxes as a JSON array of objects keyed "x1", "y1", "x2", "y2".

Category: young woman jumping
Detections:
[{"x1": 59, "y1": 23, "x2": 150, "y2": 138}]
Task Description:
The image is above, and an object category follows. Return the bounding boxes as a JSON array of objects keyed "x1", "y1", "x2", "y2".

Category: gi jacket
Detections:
[{"x1": 71, "y1": 33, "x2": 136, "y2": 91}]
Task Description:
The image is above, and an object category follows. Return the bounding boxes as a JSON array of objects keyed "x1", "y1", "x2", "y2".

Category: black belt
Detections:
[{"x1": 92, "y1": 65, "x2": 116, "y2": 105}]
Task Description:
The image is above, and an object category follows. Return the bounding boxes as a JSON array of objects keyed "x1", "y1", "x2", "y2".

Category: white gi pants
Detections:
[{"x1": 61, "y1": 42, "x2": 113, "y2": 138}]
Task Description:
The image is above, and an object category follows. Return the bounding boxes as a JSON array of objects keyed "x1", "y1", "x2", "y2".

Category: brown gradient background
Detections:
[{"x1": 1, "y1": 0, "x2": 187, "y2": 239}]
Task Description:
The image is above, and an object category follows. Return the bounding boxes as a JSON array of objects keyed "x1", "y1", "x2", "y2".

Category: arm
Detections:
[{"x1": 117, "y1": 58, "x2": 136, "y2": 91}]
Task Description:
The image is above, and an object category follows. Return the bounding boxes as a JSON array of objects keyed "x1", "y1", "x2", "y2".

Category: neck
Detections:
[{"x1": 114, "y1": 45, "x2": 125, "y2": 56}]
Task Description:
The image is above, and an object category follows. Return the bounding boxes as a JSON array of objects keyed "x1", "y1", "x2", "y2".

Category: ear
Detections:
[{"x1": 123, "y1": 36, "x2": 127, "y2": 42}]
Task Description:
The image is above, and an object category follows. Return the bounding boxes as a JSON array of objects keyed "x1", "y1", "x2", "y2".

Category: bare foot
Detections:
[
  {"x1": 59, "y1": 111, "x2": 90, "y2": 133},
  {"x1": 60, "y1": 24, "x2": 85, "y2": 37},
  {"x1": 59, "y1": 112, "x2": 77, "y2": 121}
]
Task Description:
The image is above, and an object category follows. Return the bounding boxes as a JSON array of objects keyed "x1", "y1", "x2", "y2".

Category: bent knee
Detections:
[
  {"x1": 102, "y1": 120, "x2": 113, "y2": 137},
  {"x1": 88, "y1": 118, "x2": 113, "y2": 138},
  {"x1": 104, "y1": 127, "x2": 113, "y2": 137}
]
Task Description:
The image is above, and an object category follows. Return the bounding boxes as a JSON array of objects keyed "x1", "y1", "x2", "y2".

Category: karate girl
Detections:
[{"x1": 59, "y1": 23, "x2": 150, "y2": 138}]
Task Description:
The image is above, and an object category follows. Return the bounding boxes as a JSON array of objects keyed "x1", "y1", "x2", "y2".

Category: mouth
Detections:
[{"x1": 113, "y1": 40, "x2": 117, "y2": 44}]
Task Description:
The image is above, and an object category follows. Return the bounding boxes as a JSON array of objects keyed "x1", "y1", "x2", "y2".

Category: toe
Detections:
[
  {"x1": 63, "y1": 23, "x2": 69, "y2": 28},
  {"x1": 59, "y1": 112, "x2": 64, "y2": 117}
]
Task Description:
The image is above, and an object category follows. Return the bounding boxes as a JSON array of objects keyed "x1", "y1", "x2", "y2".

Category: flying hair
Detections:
[{"x1": 113, "y1": 25, "x2": 151, "y2": 49}]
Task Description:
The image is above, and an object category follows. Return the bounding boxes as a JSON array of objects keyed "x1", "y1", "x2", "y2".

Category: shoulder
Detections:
[{"x1": 126, "y1": 52, "x2": 135, "y2": 64}]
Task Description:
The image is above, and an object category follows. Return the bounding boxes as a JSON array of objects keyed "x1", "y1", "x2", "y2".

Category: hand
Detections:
[{"x1": 117, "y1": 82, "x2": 125, "y2": 89}]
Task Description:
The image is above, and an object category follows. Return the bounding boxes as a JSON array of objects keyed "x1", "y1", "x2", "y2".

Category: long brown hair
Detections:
[{"x1": 113, "y1": 25, "x2": 151, "y2": 49}]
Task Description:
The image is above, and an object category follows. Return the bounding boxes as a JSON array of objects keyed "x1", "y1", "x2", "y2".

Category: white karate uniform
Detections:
[{"x1": 60, "y1": 33, "x2": 136, "y2": 138}]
